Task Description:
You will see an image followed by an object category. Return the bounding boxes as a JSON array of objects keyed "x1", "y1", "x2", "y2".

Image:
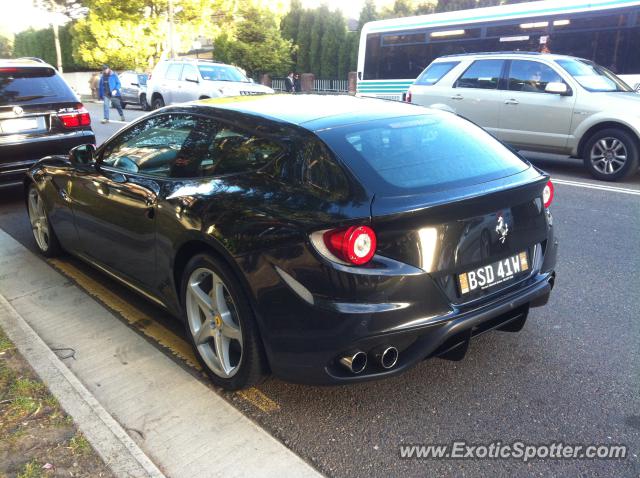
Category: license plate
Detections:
[
  {"x1": 0, "y1": 117, "x2": 43, "y2": 134},
  {"x1": 458, "y1": 252, "x2": 529, "y2": 296}
]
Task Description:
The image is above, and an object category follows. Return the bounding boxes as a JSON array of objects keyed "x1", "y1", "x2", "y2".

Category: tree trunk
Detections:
[{"x1": 53, "y1": 23, "x2": 63, "y2": 73}]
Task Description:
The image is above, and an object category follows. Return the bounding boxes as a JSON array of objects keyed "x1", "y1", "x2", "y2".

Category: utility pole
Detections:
[
  {"x1": 168, "y1": 0, "x2": 175, "y2": 59},
  {"x1": 52, "y1": 21, "x2": 63, "y2": 73}
]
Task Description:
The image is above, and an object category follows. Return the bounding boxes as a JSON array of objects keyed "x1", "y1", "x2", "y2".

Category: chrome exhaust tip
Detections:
[
  {"x1": 374, "y1": 346, "x2": 399, "y2": 369},
  {"x1": 339, "y1": 351, "x2": 367, "y2": 374}
]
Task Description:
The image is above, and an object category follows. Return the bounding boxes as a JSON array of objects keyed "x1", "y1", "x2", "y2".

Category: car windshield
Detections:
[
  {"x1": 198, "y1": 65, "x2": 249, "y2": 83},
  {"x1": 320, "y1": 113, "x2": 528, "y2": 194},
  {"x1": 0, "y1": 67, "x2": 70, "y2": 105},
  {"x1": 137, "y1": 74, "x2": 148, "y2": 86},
  {"x1": 556, "y1": 59, "x2": 632, "y2": 92}
]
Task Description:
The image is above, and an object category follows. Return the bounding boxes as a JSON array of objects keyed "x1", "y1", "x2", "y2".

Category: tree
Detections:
[
  {"x1": 214, "y1": 2, "x2": 292, "y2": 78},
  {"x1": 309, "y1": 6, "x2": 328, "y2": 76},
  {"x1": 358, "y1": 0, "x2": 378, "y2": 30},
  {"x1": 436, "y1": 0, "x2": 477, "y2": 13},
  {"x1": 320, "y1": 11, "x2": 345, "y2": 78},
  {"x1": 0, "y1": 34, "x2": 12, "y2": 58},
  {"x1": 381, "y1": 0, "x2": 416, "y2": 19},
  {"x1": 295, "y1": 10, "x2": 314, "y2": 72}
]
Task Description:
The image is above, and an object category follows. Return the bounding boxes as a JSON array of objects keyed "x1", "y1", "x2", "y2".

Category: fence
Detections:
[{"x1": 270, "y1": 78, "x2": 348, "y2": 93}]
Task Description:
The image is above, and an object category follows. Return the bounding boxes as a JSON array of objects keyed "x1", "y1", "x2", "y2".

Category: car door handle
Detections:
[
  {"x1": 451, "y1": 94, "x2": 464, "y2": 100},
  {"x1": 504, "y1": 99, "x2": 519, "y2": 105}
]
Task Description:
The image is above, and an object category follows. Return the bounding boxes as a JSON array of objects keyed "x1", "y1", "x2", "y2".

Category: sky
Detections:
[{"x1": 0, "y1": 0, "x2": 396, "y2": 35}]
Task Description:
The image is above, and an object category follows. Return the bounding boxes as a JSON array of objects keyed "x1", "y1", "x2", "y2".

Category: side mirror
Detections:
[
  {"x1": 185, "y1": 76, "x2": 199, "y2": 83},
  {"x1": 545, "y1": 82, "x2": 570, "y2": 95},
  {"x1": 69, "y1": 144, "x2": 96, "y2": 169}
]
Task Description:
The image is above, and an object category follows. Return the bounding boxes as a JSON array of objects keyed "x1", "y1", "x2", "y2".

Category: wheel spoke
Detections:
[
  {"x1": 221, "y1": 313, "x2": 242, "y2": 342},
  {"x1": 189, "y1": 280, "x2": 214, "y2": 317},
  {"x1": 597, "y1": 139, "x2": 609, "y2": 151},
  {"x1": 213, "y1": 331, "x2": 232, "y2": 375},
  {"x1": 194, "y1": 316, "x2": 215, "y2": 345},
  {"x1": 611, "y1": 158, "x2": 625, "y2": 166}
]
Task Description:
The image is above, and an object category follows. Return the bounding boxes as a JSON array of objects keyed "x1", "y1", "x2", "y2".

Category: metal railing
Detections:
[{"x1": 270, "y1": 78, "x2": 348, "y2": 93}]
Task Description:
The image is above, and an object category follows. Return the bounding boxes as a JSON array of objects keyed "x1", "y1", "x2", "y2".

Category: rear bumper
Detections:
[
  {"x1": 0, "y1": 130, "x2": 95, "y2": 184},
  {"x1": 266, "y1": 270, "x2": 555, "y2": 385}
]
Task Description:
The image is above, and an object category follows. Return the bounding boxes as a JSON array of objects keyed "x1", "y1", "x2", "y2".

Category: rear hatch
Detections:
[
  {"x1": 319, "y1": 110, "x2": 549, "y2": 304},
  {"x1": 0, "y1": 65, "x2": 80, "y2": 140}
]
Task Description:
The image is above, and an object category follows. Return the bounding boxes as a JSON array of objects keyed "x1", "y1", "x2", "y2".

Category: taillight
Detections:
[
  {"x1": 405, "y1": 90, "x2": 412, "y2": 103},
  {"x1": 322, "y1": 226, "x2": 377, "y2": 265},
  {"x1": 58, "y1": 104, "x2": 91, "y2": 128},
  {"x1": 543, "y1": 180, "x2": 554, "y2": 208}
]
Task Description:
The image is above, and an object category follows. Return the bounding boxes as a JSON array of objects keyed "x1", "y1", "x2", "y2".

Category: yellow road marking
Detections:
[
  {"x1": 48, "y1": 258, "x2": 200, "y2": 369},
  {"x1": 47, "y1": 258, "x2": 280, "y2": 413},
  {"x1": 237, "y1": 388, "x2": 280, "y2": 413}
]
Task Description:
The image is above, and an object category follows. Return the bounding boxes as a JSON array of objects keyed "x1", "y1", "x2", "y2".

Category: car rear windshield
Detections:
[
  {"x1": 415, "y1": 61, "x2": 459, "y2": 86},
  {"x1": 198, "y1": 65, "x2": 249, "y2": 83},
  {"x1": 0, "y1": 67, "x2": 74, "y2": 106},
  {"x1": 319, "y1": 113, "x2": 528, "y2": 194}
]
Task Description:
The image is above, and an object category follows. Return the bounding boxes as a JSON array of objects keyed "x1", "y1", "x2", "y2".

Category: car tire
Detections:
[
  {"x1": 27, "y1": 183, "x2": 62, "y2": 258},
  {"x1": 152, "y1": 96, "x2": 165, "y2": 110},
  {"x1": 583, "y1": 128, "x2": 639, "y2": 181},
  {"x1": 140, "y1": 94, "x2": 149, "y2": 111},
  {"x1": 182, "y1": 253, "x2": 268, "y2": 390}
]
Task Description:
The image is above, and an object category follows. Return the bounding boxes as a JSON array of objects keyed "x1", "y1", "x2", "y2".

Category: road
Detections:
[{"x1": 1, "y1": 100, "x2": 638, "y2": 477}]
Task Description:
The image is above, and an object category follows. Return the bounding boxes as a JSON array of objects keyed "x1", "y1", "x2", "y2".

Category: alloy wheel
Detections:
[
  {"x1": 590, "y1": 137, "x2": 628, "y2": 175},
  {"x1": 186, "y1": 267, "x2": 243, "y2": 378},
  {"x1": 27, "y1": 188, "x2": 50, "y2": 252}
]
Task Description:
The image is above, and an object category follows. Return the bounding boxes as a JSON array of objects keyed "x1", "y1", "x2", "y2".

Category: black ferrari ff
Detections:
[{"x1": 25, "y1": 95, "x2": 557, "y2": 390}]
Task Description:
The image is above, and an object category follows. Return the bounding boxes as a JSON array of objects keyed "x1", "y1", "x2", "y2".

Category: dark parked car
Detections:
[
  {"x1": 25, "y1": 95, "x2": 557, "y2": 390},
  {"x1": 1, "y1": 59, "x2": 95, "y2": 186},
  {"x1": 119, "y1": 71, "x2": 149, "y2": 110}
]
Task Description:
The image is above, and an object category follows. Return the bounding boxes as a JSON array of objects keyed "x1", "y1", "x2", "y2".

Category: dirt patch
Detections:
[{"x1": 0, "y1": 327, "x2": 114, "y2": 478}]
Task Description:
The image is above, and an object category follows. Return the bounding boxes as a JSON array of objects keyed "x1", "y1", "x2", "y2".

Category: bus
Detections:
[{"x1": 357, "y1": 0, "x2": 640, "y2": 100}]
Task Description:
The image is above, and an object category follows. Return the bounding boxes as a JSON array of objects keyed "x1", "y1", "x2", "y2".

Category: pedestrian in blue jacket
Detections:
[{"x1": 98, "y1": 64, "x2": 125, "y2": 124}]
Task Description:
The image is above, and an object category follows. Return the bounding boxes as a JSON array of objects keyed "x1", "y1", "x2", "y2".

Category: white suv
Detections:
[
  {"x1": 147, "y1": 59, "x2": 274, "y2": 110},
  {"x1": 407, "y1": 52, "x2": 640, "y2": 181}
]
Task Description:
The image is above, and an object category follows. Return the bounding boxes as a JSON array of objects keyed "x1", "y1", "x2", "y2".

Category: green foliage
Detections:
[
  {"x1": 320, "y1": 10, "x2": 345, "y2": 78},
  {"x1": 12, "y1": 25, "x2": 81, "y2": 70},
  {"x1": 0, "y1": 34, "x2": 12, "y2": 58},
  {"x1": 295, "y1": 10, "x2": 314, "y2": 73},
  {"x1": 214, "y1": 2, "x2": 292, "y2": 78}
]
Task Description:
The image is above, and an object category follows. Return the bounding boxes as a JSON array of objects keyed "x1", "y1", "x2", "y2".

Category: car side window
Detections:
[
  {"x1": 165, "y1": 64, "x2": 183, "y2": 81},
  {"x1": 181, "y1": 65, "x2": 198, "y2": 82},
  {"x1": 200, "y1": 125, "x2": 285, "y2": 176},
  {"x1": 100, "y1": 114, "x2": 200, "y2": 177},
  {"x1": 508, "y1": 60, "x2": 565, "y2": 93},
  {"x1": 455, "y1": 60, "x2": 504, "y2": 90},
  {"x1": 301, "y1": 140, "x2": 349, "y2": 199}
]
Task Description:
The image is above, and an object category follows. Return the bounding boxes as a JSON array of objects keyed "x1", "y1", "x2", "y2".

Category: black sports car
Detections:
[{"x1": 25, "y1": 95, "x2": 557, "y2": 390}]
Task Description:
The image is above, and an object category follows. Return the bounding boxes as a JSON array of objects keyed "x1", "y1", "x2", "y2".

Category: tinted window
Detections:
[
  {"x1": 456, "y1": 60, "x2": 504, "y2": 89},
  {"x1": 508, "y1": 60, "x2": 564, "y2": 93},
  {"x1": 203, "y1": 126, "x2": 285, "y2": 176},
  {"x1": 302, "y1": 141, "x2": 349, "y2": 199},
  {"x1": 415, "y1": 61, "x2": 459, "y2": 86},
  {"x1": 137, "y1": 74, "x2": 148, "y2": 86},
  {"x1": 0, "y1": 67, "x2": 74, "y2": 105},
  {"x1": 320, "y1": 114, "x2": 528, "y2": 193},
  {"x1": 165, "y1": 64, "x2": 183, "y2": 80},
  {"x1": 101, "y1": 114, "x2": 199, "y2": 177}
]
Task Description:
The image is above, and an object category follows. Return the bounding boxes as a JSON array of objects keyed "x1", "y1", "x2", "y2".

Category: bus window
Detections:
[
  {"x1": 455, "y1": 59, "x2": 504, "y2": 89},
  {"x1": 415, "y1": 61, "x2": 460, "y2": 85},
  {"x1": 364, "y1": 33, "x2": 381, "y2": 80}
]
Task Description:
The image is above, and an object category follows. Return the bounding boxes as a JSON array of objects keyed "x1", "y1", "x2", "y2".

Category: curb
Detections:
[{"x1": 0, "y1": 293, "x2": 166, "y2": 478}]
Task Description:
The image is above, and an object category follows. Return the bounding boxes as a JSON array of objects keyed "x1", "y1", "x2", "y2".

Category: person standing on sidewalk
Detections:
[
  {"x1": 285, "y1": 71, "x2": 295, "y2": 93},
  {"x1": 98, "y1": 65, "x2": 125, "y2": 124}
]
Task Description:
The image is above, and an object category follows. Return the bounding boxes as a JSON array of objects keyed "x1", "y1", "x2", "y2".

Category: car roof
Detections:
[
  {"x1": 0, "y1": 58, "x2": 55, "y2": 68},
  {"x1": 187, "y1": 94, "x2": 431, "y2": 131},
  {"x1": 434, "y1": 52, "x2": 580, "y2": 61}
]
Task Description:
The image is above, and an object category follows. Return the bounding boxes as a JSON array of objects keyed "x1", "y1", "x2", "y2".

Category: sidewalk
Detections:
[{"x1": 0, "y1": 228, "x2": 321, "y2": 478}]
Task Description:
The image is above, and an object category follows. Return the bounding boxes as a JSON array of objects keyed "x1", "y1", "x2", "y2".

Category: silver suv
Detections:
[
  {"x1": 147, "y1": 59, "x2": 273, "y2": 110},
  {"x1": 407, "y1": 52, "x2": 640, "y2": 181}
]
